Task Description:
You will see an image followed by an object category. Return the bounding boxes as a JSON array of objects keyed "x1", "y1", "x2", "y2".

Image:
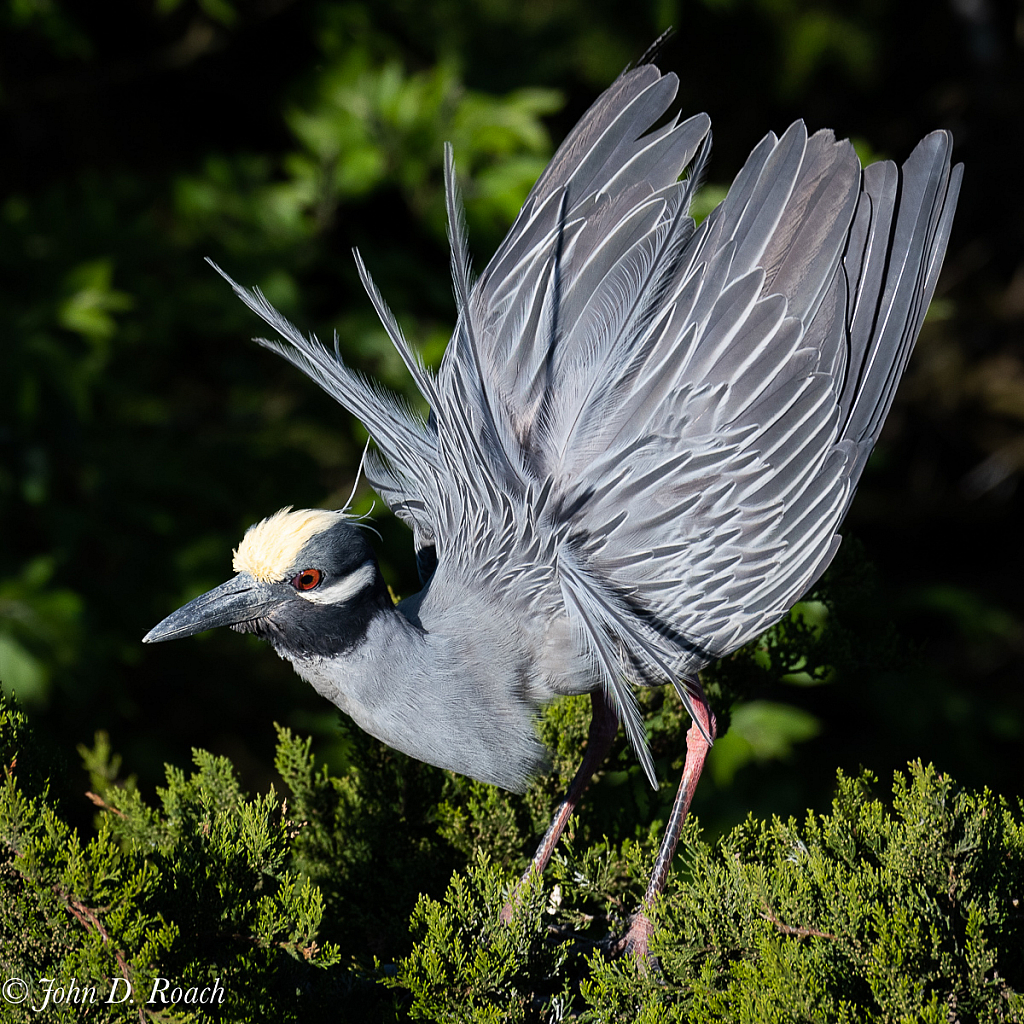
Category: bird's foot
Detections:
[
  {"x1": 499, "y1": 863, "x2": 539, "y2": 925},
  {"x1": 612, "y1": 910, "x2": 655, "y2": 967},
  {"x1": 498, "y1": 898, "x2": 516, "y2": 925}
]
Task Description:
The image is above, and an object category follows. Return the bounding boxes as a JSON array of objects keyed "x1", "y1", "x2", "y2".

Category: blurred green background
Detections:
[{"x1": 0, "y1": 0, "x2": 1020, "y2": 838}]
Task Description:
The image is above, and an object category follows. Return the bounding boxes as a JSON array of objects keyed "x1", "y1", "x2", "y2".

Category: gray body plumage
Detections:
[{"x1": 178, "y1": 63, "x2": 960, "y2": 793}]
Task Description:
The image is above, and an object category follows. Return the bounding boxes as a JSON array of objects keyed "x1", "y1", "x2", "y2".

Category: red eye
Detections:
[{"x1": 292, "y1": 568, "x2": 322, "y2": 591}]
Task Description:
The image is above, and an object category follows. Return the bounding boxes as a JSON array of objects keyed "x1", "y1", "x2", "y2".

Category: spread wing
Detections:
[
  {"x1": 215, "y1": 63, "x2": 960, "y2": 788},
  {"x1": 542, "y1": 121, "x2": 961, "y2": 737}
]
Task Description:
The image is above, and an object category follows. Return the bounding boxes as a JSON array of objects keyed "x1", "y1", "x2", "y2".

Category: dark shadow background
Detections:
[{"x1": 0, "y1": 0, "x2": 1021, "y2": 837}]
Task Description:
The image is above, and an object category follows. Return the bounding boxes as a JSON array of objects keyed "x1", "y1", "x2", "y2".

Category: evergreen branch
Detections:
[
  {"x1": 58, "y1": 887, "x2": 144, "y2": 1023},
  {"x1": 760, "y1": 903, "x2": 837, "y2": 941},
  {"x1": 86, "y1": 789, "x2": 126, "y2": 817}
]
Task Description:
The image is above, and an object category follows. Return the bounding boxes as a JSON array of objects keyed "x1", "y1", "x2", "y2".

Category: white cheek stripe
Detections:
[{"x1": 298, "y1": 561, "x2": 376, "y2": 605}]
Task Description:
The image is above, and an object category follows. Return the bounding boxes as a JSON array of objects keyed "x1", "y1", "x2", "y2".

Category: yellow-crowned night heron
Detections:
[{"x1": 144, "y1": 60, "x2": 961, "y2": 956}]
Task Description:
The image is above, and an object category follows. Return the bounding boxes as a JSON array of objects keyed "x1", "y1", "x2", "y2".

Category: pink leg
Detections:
[
  {"x1": 619, "y1": 693, "x2": 716, "y2": 961},
  {"x1": 500, "y1": 689, "x2": 619, "y2": 923}
]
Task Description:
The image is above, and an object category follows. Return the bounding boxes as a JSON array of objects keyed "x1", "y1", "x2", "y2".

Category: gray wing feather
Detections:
[
  {"x1": 839, "y1": 133, "x2": 962, "y2": 471},
  {"x1": 351, "y1": 249, "x2": 441, "y2": 411}
]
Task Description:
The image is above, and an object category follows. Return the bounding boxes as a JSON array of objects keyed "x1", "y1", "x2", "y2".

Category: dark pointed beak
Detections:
[{"x1": 143, "y1": 574, "x2": 291, "y2": 643}]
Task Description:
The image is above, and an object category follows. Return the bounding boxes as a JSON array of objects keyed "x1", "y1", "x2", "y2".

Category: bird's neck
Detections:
[{"x1": 283, "y1": 589, "x2": 548, "y2": 792}]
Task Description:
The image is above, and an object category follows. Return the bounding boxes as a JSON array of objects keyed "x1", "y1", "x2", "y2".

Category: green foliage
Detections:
[
  {"x1": 270, "y1": 721, "x2": 462, "y2": 960},
  {"x1": 394, "y1": 765, "x2": 1024, "y2": 1024},
  {"x1": 386, "y1": 859, "x2": 575, "y2": 1023},
  {"x1": 5, "y1": 688, "x2": 1021, "y2": 1022},
  {"x1": 638, "y1": 764, "x2": 1024, "y2": 1021},
  {"x1": 174, "y1": 50, "x2": 561, "y2": 260},
  {"x1": 57, "y1": 260, "x2": 134, "y2": 346},
  {"x1": 0, "y1": 557, "x2": 81, "y2": 706},
  {"x1": 0, "y1": 693, "x2": 342, "y2": 1022},
  {"x1": 284, "y1": 51, "x2": 561, "y2": 237}
]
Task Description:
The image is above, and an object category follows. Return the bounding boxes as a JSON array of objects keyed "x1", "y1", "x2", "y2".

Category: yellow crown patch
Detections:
[{"x1": 232, "y1": 507, "x2": 341, "y2": 582}]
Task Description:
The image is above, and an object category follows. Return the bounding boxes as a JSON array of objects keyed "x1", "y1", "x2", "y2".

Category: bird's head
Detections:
[{"x1": 143, "y1": 507, "x2": 388, "y2": 656}]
